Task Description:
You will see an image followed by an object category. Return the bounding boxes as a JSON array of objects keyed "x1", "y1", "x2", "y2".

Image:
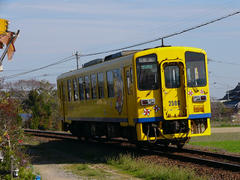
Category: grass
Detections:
[
  {"x1": 189, "y1": 141, "x2": 240, "y2": 153},
  {"x1": 34, "y1": 139, "x2": 209, "y2": 180},
  {"x1": 65, "y1": 163, "x2": 108, "y2": 179},
  {"x1": 106, "y1": 153, "x2": 207, "y2": 180},
  {"x1": 188, "y1": 130, "x2": 240, "y2": 154},
  {"x1": 64, "y1": 154, "x2": 208, "y2": 180},
  {"x1": 28, "y1": 127, "x2": 240, "y2": 180}
]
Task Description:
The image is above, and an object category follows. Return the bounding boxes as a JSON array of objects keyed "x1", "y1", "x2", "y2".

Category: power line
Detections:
[
  {"x1": 81, "y1": 10, "x2": 240, "y2": 57},
  {"x1": 4, "y1": 56, "x2": 75, "y2": 79},
  {"x1": 82, "y1": 1, "x2": 240, "y2": 52},
  {"x1": 208, "y1": 58, "x2": 240, "y2": 66},
  {"x1": 3, "y1": 10, "x2": 240, "y2": 80}
]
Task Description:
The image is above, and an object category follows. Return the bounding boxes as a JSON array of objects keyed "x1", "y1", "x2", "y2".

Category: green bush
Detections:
[{"x1": 0, "y1": 92, "x2": 37, "y2": 179}]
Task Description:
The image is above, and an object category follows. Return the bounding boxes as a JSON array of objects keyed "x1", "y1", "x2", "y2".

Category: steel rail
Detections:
[
  {"x1": 141, "y1": 148, "x2": 240, "y2": 172},
  {"x1": 24, "y1": 129, "x2": 240, "y2": 172}
]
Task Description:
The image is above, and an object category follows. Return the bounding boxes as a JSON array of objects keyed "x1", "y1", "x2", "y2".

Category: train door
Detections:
[
  {"x1": 124, "y1": 66, "x2": 134, "y2": 125},
  {"x1": 160, "y1": 61, "x2": 188, "y2": 120}
]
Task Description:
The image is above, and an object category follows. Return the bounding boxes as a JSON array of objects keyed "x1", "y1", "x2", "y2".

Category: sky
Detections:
[{"x1": 0, "y1": 0, "x2": 240, "y2": 99}]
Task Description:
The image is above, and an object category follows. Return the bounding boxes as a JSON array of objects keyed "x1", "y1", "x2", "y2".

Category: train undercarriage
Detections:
[{"x1": 62, "y1": 118, "x2": 208, "y2": 148}]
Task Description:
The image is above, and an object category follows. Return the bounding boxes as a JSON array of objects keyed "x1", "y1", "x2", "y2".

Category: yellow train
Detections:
[{"x1": 57, "y1": 46, "x2": 211, "y2": 148}]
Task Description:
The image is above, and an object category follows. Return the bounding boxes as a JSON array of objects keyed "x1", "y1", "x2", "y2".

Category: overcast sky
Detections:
[{"x1": 0, "y1": 0, "x2": 240, "y2": 99}]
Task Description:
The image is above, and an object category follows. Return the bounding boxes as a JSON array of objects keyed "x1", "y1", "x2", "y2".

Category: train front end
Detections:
[{"x1": 133, "y1": 47, "x2": 211, "y2": 147}]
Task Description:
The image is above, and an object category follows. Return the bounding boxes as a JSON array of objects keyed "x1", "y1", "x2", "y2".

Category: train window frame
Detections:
[
  {"x1": 126, "y1": 70, "x2": 130, "y2": 95},
  {"x1": 130, "y1": 67, "x2": 133, "y2": 83},
  {"x1": 73, "y1": 78, "x2": 78, "y2": 101},
  {"x1": 78, "y1": 77, "x2": 84, "y2": 101},
  {"x1": 67, "y1": 80, "x2": 72, "y2": 101},
  {"x1": 90, "y1": 74, "x2": 97, "y2": 99},
  {"x1": 136, "y1": 53, "x2": 159, "y2": 91},
  {"x1": 185, "y1": 51, "x2": 206, "y2": 87},
  {"x1": 97, "y1": 72, "x2": 104, "y2": 99},
  {"x1": 164, "y1": 65, "x2": 181, "y2": 88},
  {"x1": 59, "y1": 85, "x2": 62, "y2": 100},
  {"x1": 63, "y1": 85, "x2": 65, "y2": 101},
  {"x1": 107, "y1": 70, "x2": 114, "y2": 98},
  {"x1": 84, "y1": 75, "x2": 90, "y2": 100}
]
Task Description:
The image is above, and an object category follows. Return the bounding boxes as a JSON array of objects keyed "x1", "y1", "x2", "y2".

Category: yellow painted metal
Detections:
[
  {"x1": 57, "y1": 54, "x2": 133, "y2": 125},
  {"x1": 124, "y1": 66, "x2": 136, "y2": 126},
  {"x1": 160, "y1": 61, "x2": 188, "y2": 120},
  {"x1": 0, "y1": 18, "x2": 9, "y2": 35},
  {"x1": 57, "y1": 46, "x2": 211, "y2": 139}
]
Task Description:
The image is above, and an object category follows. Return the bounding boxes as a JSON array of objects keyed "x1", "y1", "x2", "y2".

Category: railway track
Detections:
[{"x1": 24, "y1": 129, "x2": 240, "y2": 172}]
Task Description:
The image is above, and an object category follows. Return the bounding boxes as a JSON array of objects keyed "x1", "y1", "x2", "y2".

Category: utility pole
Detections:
[
  {"x1": 227, "y1": 85, "x2": 229, "y2": 101},
  {"x1": 74, "y1": 51, "x2": 82, "y2": 69}
]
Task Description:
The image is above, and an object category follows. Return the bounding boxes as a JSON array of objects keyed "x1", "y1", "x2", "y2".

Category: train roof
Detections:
[
  {"x1": 57, "y1": 46, "x2": 205, "y2": 80},
  {"x1": 57, "y1": 50, "x2": 140, "y2": 80}
]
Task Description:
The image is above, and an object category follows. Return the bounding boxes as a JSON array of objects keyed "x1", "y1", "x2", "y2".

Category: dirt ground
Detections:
[
  {"x1": 211, "y1": 127, "x2": 240, "y2": 133},
  {"x1": 33, "y1": 163, "x2": 142, "y2": 180},
  {"x1": 31, "y1": 127, "x2": 240, "y2": 180},
  {"x1": 30, "y1": 137, "x2": 141, "y2": 180}
]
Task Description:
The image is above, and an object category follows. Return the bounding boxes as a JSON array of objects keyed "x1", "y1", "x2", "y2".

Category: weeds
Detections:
[{"x1": 107, "y1": 153, "x2": 207, "y2": 180}]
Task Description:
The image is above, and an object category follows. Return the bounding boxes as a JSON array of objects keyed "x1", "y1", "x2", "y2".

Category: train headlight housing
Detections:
[
  {"x1": 192, "y1": 95, "x2": 207, "y2": 102},
  {"x1": 193, "y1": 105, "x2": 204, "y2": 112},
  {"x1": 141, "y1": 98, "x2": 155, "y2": 106}
]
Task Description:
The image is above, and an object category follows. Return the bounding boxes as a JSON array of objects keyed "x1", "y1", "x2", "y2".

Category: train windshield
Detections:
[
  {"x1": 185, "y1": 51, "x2": 206, "y2": 87},
  {"x1": 136, "y1": 54, "x2": 159, "y2": 90}
]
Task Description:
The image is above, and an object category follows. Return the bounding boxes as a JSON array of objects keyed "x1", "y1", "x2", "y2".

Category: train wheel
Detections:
[
  {"x1": 177, "y1": 143, "x2": 184, "y2": 149},
  {"x1": 135, "y1": 143, "x2": 143, "y2": 149},
  {"x1": 164, "y1": 143, "x2": 169, "y2": 147},
  {"x1": 77, "y1": 135, "x2": 82, "y2": 141}
]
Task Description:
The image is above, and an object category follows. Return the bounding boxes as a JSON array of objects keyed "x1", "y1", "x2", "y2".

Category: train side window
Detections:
[
  {"x1": 91, "y1": 74, "x2": 97, "y2": 99},
  {"x1": 126, "y1": 71, "x2": 130, "y2": 95},
  {"x1": 130, "y1": 67, "x2": 133, "y2": 83},
  {"x1": 73, "y1": 78, "x2": 78, "y2": 101},
  {"x1": 67, "y1": 80, "x2": 72, "y2": 101},
  {"x1": 97, "y1": 72, "x2": 104, "y2": 99},
  {"x1": 107, "y1": 70, "x2": 114, "y2": 98},
  {"x1": 78, "y1": 77, "x2": 84, "y2": 100},
  {"x1": 84, "y1": 76, "x2": 90, "y2": 100}
]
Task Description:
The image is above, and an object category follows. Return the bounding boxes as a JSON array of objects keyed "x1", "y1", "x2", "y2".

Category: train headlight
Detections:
[
  {"x1": 192, "y1": 95, "x2": 207, "y2": 102},
  {"x1": 193, "y1": 105, "x2": 204, "y2": 112},
  {"x1": 141, "y1": 98, "x2": 155, "y2": 106}
]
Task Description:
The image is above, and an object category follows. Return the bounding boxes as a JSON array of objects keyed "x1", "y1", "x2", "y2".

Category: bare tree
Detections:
[
  {"x1": 0, "y1": 77, "x2": 4, "y2": 91},
  {"x1": 4, "y1": 79, "x2": 41, "y2": 102}
]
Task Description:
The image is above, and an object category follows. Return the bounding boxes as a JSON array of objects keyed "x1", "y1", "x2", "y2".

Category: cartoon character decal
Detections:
[{"x1": 114, "y1": 68, "x2": 124, "y2": 115}]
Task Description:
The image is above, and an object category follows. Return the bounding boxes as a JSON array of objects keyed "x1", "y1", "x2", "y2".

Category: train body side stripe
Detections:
[
  {"x1": 133, "y1": 113, "x2": 211, "y2": 123},
  {"x1": 66, "y1": 117, "x2": 128, "y2": 123},
  {"x1": 134, "y1": 117, "x2": 164, "y2": 123},
  {"x1": 188, "y1": 113, "x2": 211, "y2": 119}
]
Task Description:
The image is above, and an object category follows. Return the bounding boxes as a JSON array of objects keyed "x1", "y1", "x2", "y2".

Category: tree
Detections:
[
  {"x1": 4, "y1": 79, "x2": 41, "y2": 103},
  {"x1": 4, "y1": 79, "x2": 60, "y2": 130},
  {"x1": 0, "y1": 77, "x2": 4, "y2": 91},
  {"x1": 24, "y1": 90, "x2": 52, "y2": 130}
]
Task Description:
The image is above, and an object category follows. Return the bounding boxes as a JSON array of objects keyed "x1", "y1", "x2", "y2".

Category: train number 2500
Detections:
[{"x1": 169, "y1": 100, "x2": 180, "y2": 106}]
